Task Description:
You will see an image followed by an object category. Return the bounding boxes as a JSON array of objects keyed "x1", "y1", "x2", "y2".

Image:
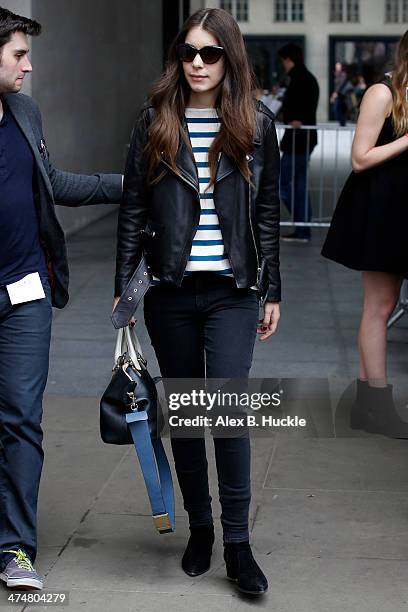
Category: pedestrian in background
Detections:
[
  {"x1": 114, "y1": 7, "x2": 281, "y2": 596},
  {"x1": 353, "y1": 74, "x2": 367, "y2": 109},
  {"x1": 330, "y1": 61, "x2": 353, "y2": 126},
  {"x1": 322, "y1": 32, "x2": 408, "y2": 438},
  {"x1": 278, "y1": 43, "x2": 319, "y2": 243}
]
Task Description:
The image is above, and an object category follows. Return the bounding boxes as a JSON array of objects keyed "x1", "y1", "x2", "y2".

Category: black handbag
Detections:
[
  {"x1": 100, "y1": 326, "x2": 164, "y2": 443},
  {"x1": 100, "y1": 326, "x2": 174, "y2": 533}
]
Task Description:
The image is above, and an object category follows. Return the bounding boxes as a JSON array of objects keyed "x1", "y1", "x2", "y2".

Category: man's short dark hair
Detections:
[
  {"x1": 277, "y1": 43, "x2": 304, "y2": 65},
  {"x1": 0, "y1": 6, "x2": 41, "y2": 51}
]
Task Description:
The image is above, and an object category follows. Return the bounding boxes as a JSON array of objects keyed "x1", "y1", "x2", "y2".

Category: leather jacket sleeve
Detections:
[
  {"x1": 256, "y1": 118, "x2": 281, "y2": 303},
  {"x1": 114, "y1": 109, "x2": 150, "y2": 297}
]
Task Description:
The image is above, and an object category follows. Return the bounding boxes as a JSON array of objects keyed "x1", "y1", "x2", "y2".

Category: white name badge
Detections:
[{"x1": 6, "y1": 272, "x2": 46, "y2": 305}]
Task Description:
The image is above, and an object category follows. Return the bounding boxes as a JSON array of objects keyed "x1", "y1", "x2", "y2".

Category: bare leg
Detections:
[
  {"x1": 357, "y1": 326, "x2": 367, "y2": 381},
  {"x1": 358, "y1": 271, "x2": 404, "y2": 386}
]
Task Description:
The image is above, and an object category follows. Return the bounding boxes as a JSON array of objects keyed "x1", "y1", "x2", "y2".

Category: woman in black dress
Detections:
[{"x1": 322, "y1": 32, "x2": 408, "y2": 438}]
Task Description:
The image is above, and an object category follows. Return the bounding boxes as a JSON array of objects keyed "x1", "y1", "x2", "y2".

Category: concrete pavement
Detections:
[{"x1": 1, "y1": 212, "x2": 408, "y2": 612}]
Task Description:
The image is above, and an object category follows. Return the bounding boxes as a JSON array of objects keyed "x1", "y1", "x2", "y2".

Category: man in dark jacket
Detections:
[
  {"x1": 278, "y1": 43, "x2": 319, "y2": 242},
  {"x1": 0, "y1": 7, "x2": 122, "y2": 590}
]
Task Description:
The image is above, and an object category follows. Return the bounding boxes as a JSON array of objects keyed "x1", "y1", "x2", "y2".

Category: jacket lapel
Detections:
[
  {"x1": 174, "y1": 115, "x2": 246, "y2": 189},
  {"x1": 163, "y1": 105, "x2": 262, "y2": 187},
  {"x1": 215, "y1": 106, "x2": 261, "y2": 183},
  {"x1": 175, "y1": 119, "x2": 199, "y2": 191},
  {"x1": 3, "y1": 93, "x2": 54, "y2": 199}
]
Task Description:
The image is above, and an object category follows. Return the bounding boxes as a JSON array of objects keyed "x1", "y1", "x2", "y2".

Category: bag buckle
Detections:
[
  {"x1": 153, "y1": 512, "x2": 172, "y2": 533},
  {"x1": 126, "y1": 390, "x2": 138, "y2": 411}
]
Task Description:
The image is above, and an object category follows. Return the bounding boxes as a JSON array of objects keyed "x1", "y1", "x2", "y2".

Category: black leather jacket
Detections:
[{"x1": 115, "y1": 100, "x2": 281, "y2": 303}]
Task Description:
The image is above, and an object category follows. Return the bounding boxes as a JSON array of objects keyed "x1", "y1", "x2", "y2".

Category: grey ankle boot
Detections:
[{"x1": 349, "y1": 379, "x2": 369, "y2": 430}]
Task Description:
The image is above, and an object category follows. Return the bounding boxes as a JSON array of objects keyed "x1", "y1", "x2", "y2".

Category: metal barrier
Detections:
[
  {"x1": 388, "y1": 280, "x2": 408, "y2": 329},
  {"x1": 276, "y1": 124, "x2": 408, "y2": 329},
  {"x1": 275, "y1": 123, "x2": 356, "y2": 228}
]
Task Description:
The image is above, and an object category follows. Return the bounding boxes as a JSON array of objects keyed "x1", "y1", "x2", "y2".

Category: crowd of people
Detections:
[
  {"x1": 258, "y1": 61, "x2": 368, "y2": 128},
  {"x1": 330, "y1": 61, "x2": 367, "y2": 125}
]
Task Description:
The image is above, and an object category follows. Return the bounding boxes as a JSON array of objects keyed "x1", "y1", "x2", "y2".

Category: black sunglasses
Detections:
[{"x1": 176, "y1": 43, "x2": 224, "y2": 65}]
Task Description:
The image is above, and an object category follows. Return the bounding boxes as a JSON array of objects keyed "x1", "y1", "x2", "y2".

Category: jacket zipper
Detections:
[
  {"x1": 160, "y1": 154, "x2": 262, "y2": 295},
  {"x1": 247, "y1": 174, "x2": 261, "y2": 288},
  {"x1": 160, "y1": 157, "x2": 199, "y2": 195},
  {"x1": 160, "y1": 156, "x2": 201, "y2": 283}
]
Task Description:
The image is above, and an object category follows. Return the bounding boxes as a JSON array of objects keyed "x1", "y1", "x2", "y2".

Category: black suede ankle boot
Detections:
[
  {"x1": 181, "y1": 524, "x2": 215, "y2": 577},
  {"x1": 223, "y1": 541, "x2": 268, "y2": 595}
]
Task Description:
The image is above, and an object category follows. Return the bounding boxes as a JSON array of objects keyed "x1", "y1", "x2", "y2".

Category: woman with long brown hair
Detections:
[
  {"x1": 114, "y1": 8, "x2": 280, "y2": 595},
  {"x1": 322, "y1": 32, "x2": 408, "y2": 438}
]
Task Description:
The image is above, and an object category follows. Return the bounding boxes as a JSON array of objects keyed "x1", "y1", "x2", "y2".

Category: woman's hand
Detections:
[
  {"x1": 257, "y1": 302, "x2": 280, "y2": 341},
  {"x1": 112, "y1": 297, "x2": 136, "y2": 327}
]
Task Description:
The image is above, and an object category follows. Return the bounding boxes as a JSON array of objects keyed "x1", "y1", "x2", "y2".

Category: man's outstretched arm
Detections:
[{"x1": 49, "y1": 164, "x2": 123, "y2": 206}]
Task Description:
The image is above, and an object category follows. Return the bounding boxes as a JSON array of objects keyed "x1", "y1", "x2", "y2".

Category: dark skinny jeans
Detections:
[{"x1": 144, "y1": 272, "x2": 259, "y2": 543}]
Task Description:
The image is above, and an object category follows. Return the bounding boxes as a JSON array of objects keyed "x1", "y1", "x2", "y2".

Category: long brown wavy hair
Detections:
[
  {"x1": 146, "y1": 8, "x2": 257, "y2": 187},
  {"x1": 391, "y1": 30, "x2": 408, "y2": 136}
]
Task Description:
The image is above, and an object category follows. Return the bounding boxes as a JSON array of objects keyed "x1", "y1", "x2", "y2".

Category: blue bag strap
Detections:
[{"x1": 126, "y1": 411, "x2": 175, "y2": 533}]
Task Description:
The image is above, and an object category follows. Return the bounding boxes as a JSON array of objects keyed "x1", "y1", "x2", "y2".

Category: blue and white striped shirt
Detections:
[
  {"x1": 184, "y1": 107, "x2": 233, "y2": 277},
  {"x1": 151, "y1": 107, "x2": 233, "y2": 284}
]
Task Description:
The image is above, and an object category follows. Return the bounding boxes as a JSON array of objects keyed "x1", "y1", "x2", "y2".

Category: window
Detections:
[
  {"x1": 385, "y1": 0, "x2": 408, "y2": 22},
  {"x1": 220, "y1": 0, "x2": 249, "y2": 22},
  {"x1": 330, "y1": 0, "x2": 359, "y2": 22},
  {"x1": 330, "y1": 0, "x2": 343, "y2": 21},
  {"x1": 236, "y1": 0, "x2": 249, "y2": 21},
  {"x1": 403, "y1": 0, "x2": 408, "y2": 21},
  {"x1": 274, "y1": 0, "x2": 304, "y2": 22},
  {"x1": 385, "y1": 0, "x2": 398, "y2": 21},
  {"x1": 275, "y1": 0, "x2": 288, "y2": 21},
  {"x1": 329, "y1": 36, "x2": 399, "y2": 119},
  {"x1": 347, "y1": 0, "x2": 359, "y2": 21},
  {"x1": 291, "y1": 0, "x2": 304, "y2": 21}
]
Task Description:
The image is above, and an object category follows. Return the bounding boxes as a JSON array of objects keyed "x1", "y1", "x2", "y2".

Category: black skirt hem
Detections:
[{"x1": 321, "y1": 250, "x2": 407, "y2": 276}]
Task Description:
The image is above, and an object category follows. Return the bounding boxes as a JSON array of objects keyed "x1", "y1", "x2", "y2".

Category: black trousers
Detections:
[{"x1": 144, "y1": 272, "x2": 259, "y2": 543}]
